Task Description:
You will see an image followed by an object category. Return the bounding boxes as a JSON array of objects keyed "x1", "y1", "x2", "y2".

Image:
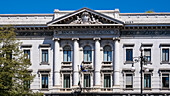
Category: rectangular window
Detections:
[
  {"x1": 104, "y1": 74, "x2": 111, "y2": 88},
  {"x1": 24, "y1": 50, "x2": 30, "y2": 60},
  {"x1": 126, "y1": 74, "x2": 133, "y2": 88},
  {"x1": 126, "y1": 49, "x2": 133, "y2": 61},
  {"x1": 84, "y1": 51, "x2": 92, "y2": 62},
  {"x1": 162, "y1": 74, "x2": 169, "y2": 88},
  {"x1": 42, "y1": 50, "x2": 48, "y2": 63},
  {"x1": 24, "y1": 80, "x2": 30, "y2": 89},
  {"x1": 84, "y1": 74, "x2": 90, "y2": 88},
  {"x1": 42, "y1": 75, "x2": 48, "y2": 89},
  {"x1": 144, "y1": 74, "x2": 151, "y2": 88},
  {"x1": 64, "y1": 51, "x2": 71, "y2": 62},
  {"x1": 64, "y1": 74, "x2": 70, "y2": 88},
  {"x1": 144, "y1": 49, "x2": 151, "y2": 62},
  {"x1": 162, "y1": 49, "x2": 169, "y2": 62}
]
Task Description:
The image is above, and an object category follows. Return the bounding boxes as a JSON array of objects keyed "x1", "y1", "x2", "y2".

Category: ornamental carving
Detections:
[{"x1": 70, "y1": 12, "x2": 102, "y2": 24}]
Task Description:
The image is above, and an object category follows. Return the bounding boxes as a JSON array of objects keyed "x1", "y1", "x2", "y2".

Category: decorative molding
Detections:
[
  {"x1": 70, "y1": 12, "x2": 102, "y2": 24},
  {"x1": 56, "y1": 29, "x2": 119, "y2": 35}
]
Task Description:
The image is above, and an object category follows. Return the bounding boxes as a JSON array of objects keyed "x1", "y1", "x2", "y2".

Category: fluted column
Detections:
[
  {"x1": 72, "y1": 38, "x2": 79, "y2": 87},
  {"x1": 94, "y1": 38, "x2": 101, "y2": 87},
  {"x1": 114, "y1": 38, "x2": 120, "y2": 86},
  {"x1": 54, "y1": 38, "x2": 60, "y2": 87}
]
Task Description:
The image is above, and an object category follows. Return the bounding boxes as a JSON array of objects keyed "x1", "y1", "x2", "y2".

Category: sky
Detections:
[{"x1": 1, "y1": 0, "x2": 170, "y2": 14}]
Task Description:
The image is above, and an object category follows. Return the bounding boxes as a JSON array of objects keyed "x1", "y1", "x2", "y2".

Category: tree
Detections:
[
  {"x1": 145, "y1": 10, "x2": 155, "y2": 13},
  {"x1": 0, "y1": 26, "x2": 43, "y2": 96}
]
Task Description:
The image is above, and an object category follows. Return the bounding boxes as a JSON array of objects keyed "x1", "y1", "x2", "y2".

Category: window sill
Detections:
[
  {"x1": 161, "y1": 61, "x2": 170, "y2": 64},
  {"x1": 40, "y1": 62, "x2": 49, "y2": 65},
  {"x1": 124, "y1": 61, "x2": 133, "y2": 64},
  {"x1": 160, "y1": 88, "x2": 170, "y2": 90},
  {"x1": 102, "y1": 61, "x2": 112, "y2": 64},
  {"x1": 40, "y1": 88, "x2": 49, "y2": 91},
  {"x1": 145, "y1": 61, "x2": 152, "y2": 64},
  {"x1": 144, "y1": 88, "x2": 152, "y2": 90},
  {"x1": 82, "y1": 61, "x2": 92, "y2": 64},
  {"x1": 62, "y1": 61, "x2": 72, "y2": 64}
]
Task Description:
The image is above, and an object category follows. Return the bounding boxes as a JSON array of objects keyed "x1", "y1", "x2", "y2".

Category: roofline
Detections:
[
  {"x1": 120, "y1": 13, "x2": 170, "y2": 15},
  {"x1": 0, "y1": 14, "x2": 53, "y2": 16}
]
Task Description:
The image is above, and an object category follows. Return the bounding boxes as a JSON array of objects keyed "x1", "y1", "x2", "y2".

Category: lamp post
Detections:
[
  {"x1": 140, "y1": 47, "x2": 143, "y2": 96},
  {"x1": 133, "y1": 45, "x2": 149, "y2": 96}
]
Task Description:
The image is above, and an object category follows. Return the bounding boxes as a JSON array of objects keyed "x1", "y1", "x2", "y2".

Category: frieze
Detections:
[
  {"x1": 56, "y1": 29, "x2": 119, "y2": 35},
  {"x1": 121, "y1": 31, "x2": 168, "y2": 36},
  {"x1": 16, "y1": 32, "x2": 54, "y2": 36}
]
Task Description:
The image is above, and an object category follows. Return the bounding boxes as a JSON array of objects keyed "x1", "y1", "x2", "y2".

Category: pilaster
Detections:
[
  {"x1": 113, "y1": 37, "x2": 120, "y2": 91},
  {"x1": 72, "y1": 38, "x2": 79, "y2": 88},
  {"x1": 94, "y1": 37, "x2": 101, "y2": 87},
  {"x1": 53, "y1": 38, "x2": 61, "y2": 87}
]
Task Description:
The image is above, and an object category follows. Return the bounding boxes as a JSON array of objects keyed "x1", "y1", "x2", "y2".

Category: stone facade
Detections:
[{"x1": 2, "y1": 7, "x2": 170, "y2": 95}]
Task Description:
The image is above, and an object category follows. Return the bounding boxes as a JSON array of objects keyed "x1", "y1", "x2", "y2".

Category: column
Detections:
[
  {"x1": 114, "y1": 38, "x2": 120, "y2": 86},
  {"x1": 54, "y1": 38, "x2": 60, "y2": 87},
  {"x1": 72, "y1": 38, "x2": 79, "y2": 87},
  {"x1": 94, "y1": 38, "x2": 101, "y2": 87}
]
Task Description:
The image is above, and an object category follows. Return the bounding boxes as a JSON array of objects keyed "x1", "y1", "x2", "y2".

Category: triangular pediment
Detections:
[{"x1": 47, "y1": 7, "x2": 124, "y2": 26}]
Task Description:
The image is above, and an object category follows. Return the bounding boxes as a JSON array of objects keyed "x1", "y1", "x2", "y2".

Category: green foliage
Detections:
[
  {"x1": 145, "y1": 10, "x2": 155, "y2": 13},
  {"x1": 0, "y1": 26, "x2": 43, "y2": 96}
]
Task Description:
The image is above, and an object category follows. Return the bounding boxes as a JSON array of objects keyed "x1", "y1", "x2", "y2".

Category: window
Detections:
[
  {"x1": 126, "y1": 49, "x2": 133, "y2": 61},
  {"x1": 104, "y1": 45, "x2": 112, "y2": 62},
  {"x1": 42, "y1": 50, "x2": 48, "y2": 63},
  {"x1": 144, "y1": 74, "x2": 151, "y2": 88},
  {"x1": 42, "y1": 75, "x2": 48, "y2": 89},
  {"x1": 144, "y1": 49, "x2": 151, "y2": 62},
  {"x1": 64, "y1": 74, "x2": 70, "y2": 88},
  {"x1": 104, "y1": 74, "x2": 111, "y2": 88},
  {"x1": 126, "y1": 74, "x2": 133, "y2": 88},
  {"x1": 24, "y1": 50, "x2": 30, "y2": 60},
  {"x1": 63, "y1": 46, "x2": 71, "y2": 62},
  {"x1": 84, "y1": 74, "x2": 90, "y2": 88},
  {"x1": 24, "y1": 80, "x2": 30, "y2": 89},
  {"x1": 162, "y1": 74, "x2": 169, "y2": 88},
  {"x1": 83, "y1": 46, "x2": 92, "y2": 62},
  {"x1": 162, "y1": 49, "x2": 169, "y2": 62}
]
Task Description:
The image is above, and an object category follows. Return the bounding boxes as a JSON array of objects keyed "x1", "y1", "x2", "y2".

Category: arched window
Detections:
[
  {"x1": 103, "y1": 45, "x2": 112, "y2": 62},
  {"x1": 63, "y1": 45, "x2": 71, "y2": 62},
  {"x1": 83, "y1": 46, "x2": 92, "y2": 62}
]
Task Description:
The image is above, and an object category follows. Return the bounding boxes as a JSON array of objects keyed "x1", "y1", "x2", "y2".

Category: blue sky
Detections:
[{"x1": 1, "y1": 0, "x2": 170, "y2": 14}]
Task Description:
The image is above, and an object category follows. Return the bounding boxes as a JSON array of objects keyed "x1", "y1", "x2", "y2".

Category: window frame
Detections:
[
  {"x1": 123, "y1": 72, "x2": 134, "y2": 89},
  {"x1": 83, "y1": 46, "x2": 92, "y2": 62},
  {"x1": 144, "y1": 73, "x2": 151, "y2": 89},
  {"x1": 161, "y1": 72, "x2": 170, "y2": 89},
  {"x1": 63, "y1": 74, "x2": 71, "y2": 88},
  {"x1": 40, "y1": 47, "x2": 50, "y2": 65},
  {"x1": 41, "y1": 74, "x2": 49, "y2": 89},
  {"x1": 162, "y1": 49, "x2": 169, "y2": 62},
  {"x1": 63, "y1": 45, "x2": 72, "y2": 62},
  {"x1": 160, "y1": 46, "x2": 170, "y2": 64},
  {"x1": 83, "y1": 74, "x2": 91, "y2": 88},
  {"x1": 103, "y1": 45, "x2": 112, "y2": 62},
  {"x1": 103, "y1": 74, "x2": 111, "y2": 88},
  {"x1": 22, "y1": 47, "x2": 32, "y2": 63},
  {"x1": 144, "y1": 49, "x2": 151, "y2": 63}
]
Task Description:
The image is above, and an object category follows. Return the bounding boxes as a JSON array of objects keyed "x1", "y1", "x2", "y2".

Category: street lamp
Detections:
[{"x1": 133, "y1": 45, "x2": 149, "y2": 96}]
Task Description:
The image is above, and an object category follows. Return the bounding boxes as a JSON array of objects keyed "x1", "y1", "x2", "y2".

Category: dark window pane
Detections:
[
  {"x1": 162, "y1": 74, "x2": 169, "y2": 88},
  {"x1": 126, "y1": 49, "x2": 133, "y2": 61},
  {"x1": 42, "y1": 75, "x2": 48, "y2": 88}
]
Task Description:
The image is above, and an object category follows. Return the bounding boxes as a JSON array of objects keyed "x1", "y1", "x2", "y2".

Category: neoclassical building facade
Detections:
[{"x1": 2, "y1": 7, "x2": 170, "y2": 95}]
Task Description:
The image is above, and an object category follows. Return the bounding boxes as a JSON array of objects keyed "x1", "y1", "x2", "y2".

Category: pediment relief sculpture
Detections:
[{"x1": 70, "y1": 12, "x2": 102, "y2": 24}]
